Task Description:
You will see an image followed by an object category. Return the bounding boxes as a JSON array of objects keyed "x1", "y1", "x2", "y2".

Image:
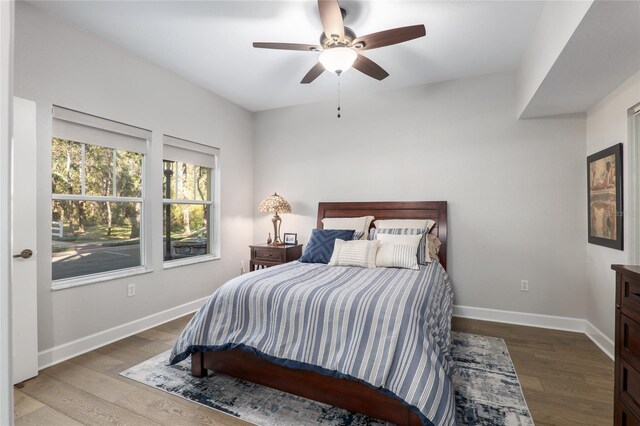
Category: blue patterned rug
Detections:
[{"x1": 120, "y1": 332, "x2": 533, "y2": 425}]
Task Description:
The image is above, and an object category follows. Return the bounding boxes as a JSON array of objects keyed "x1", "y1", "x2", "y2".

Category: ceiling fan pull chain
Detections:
[{"x1": 337, "y1": 75, "x2": 341, "y2": 118}]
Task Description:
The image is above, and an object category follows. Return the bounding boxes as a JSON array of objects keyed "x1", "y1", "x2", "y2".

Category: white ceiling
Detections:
[{"x1": 28, "y1": 0, "x2": 545, "y2": 112}]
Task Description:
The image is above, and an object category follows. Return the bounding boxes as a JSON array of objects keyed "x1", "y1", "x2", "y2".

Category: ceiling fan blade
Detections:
[
  {"x1": 318, "y1": 0, "x2": 344, "y2": 41},
  {"x1": 352, "y1": 24, "x2": 426, "y2": 51},
  {"x1": 352, "y1": 54, "x2": 389, "y2": 81},
  {"x1": 253, "y1": 42, "x2": 320, "y2": 52},
  {"x1": 301, "y1": 62, "x2": 325, "y2": 84}
]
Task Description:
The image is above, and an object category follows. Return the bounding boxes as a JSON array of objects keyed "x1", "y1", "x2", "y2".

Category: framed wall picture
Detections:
[
  {"x1": 283, "y1": 233, "x2": 297, "y2": 245},
  {"x1": 587, "y1": 143, "x2": 623, "y2": 250}
]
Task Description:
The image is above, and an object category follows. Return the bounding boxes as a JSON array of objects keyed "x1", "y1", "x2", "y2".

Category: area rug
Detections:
[
  {"x1": 120, "y1": 332, "x2": 534, "y2": 425},
  {"x1": 450, "y1": 333, "x2": 533, "y2": 425}
]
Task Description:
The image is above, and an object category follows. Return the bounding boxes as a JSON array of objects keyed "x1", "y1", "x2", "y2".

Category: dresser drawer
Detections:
[
  {"x1": 617, "y1": 402, "x2": 640, "y2": 426},
  {"x1": 620, "y1": 358, "x2": 640, "y2": 415},
  {"x1": 619, "y1": 274, "x2": 640, "y2": 324},
  {"x1": 621, "y1": 314, "x2": 640, "y2": 369},
  {"x1": 252, "y1": 247, "x2": 285, "y2": 262}
]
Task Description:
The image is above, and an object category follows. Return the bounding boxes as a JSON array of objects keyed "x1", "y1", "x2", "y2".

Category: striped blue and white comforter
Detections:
[{"x1": 170, "y1": 261, "x2": 455, "y2": 426}]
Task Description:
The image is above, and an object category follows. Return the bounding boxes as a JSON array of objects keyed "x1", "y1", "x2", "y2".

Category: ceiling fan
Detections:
[{"x1": 253, "y1": 0, "x2": 426, "y2": 84}]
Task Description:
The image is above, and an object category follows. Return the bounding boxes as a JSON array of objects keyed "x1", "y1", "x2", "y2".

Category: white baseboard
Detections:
[
  {"x1": 584, "y1": 320, "x2": 615, "y2": 360},
  {"x1": 453, "y1": 305, "x2": 614, "y2": 360},
  {"x1": 38, "y1": 297, "x2": 208, "y2": 370}
]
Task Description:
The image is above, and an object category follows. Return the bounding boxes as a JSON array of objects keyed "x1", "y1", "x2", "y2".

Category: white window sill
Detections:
[
  {"x1": 163, "y1": 255, "x2": 220, "y2": 270},
  {"x1": 52, "y1": 267, "x2": 153, "y2": 291}
]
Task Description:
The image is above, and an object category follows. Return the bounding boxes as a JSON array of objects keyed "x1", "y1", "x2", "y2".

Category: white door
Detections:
[
  {"x1": 11, "y1": 97, "x2": 38, "y2": 384},
  {"x1": 1, "y1": 0, "x2": 16, "y2": 421}
]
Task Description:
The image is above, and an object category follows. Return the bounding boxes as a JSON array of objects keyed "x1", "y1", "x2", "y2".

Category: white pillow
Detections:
[
  {"x1": 328, "y1": 239, "x2": 379, "y2": 268},
  {"x1": 322, "y1": 216, "x2": 374, "y2": 240},
  {"x1": 375, "y1": 234, "x2": 422, "y2": 270},
  {"x1": 374, "y1": 219, "x2": 435, "y2": 233}
]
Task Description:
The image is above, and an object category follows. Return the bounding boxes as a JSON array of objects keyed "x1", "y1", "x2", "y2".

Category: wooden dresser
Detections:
[{"x1": 612, "y1": 264, "x2": 640, "y2": 425}]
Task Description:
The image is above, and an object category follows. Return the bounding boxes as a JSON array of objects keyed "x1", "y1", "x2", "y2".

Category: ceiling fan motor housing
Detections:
[{"x1": 320, "y1": 26, "x2": 358, "y2": 48}]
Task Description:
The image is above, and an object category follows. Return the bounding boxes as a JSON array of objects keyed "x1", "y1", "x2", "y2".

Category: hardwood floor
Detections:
[
  {"x1": 14, "y1": 315, "x2": 613, "y2": 425},
  {"x1": 452, "y1": 317, "x2": 613, "y2": 426},
  {"x1": 14, "y1": 315, "x2": 250, "y2": 426}
]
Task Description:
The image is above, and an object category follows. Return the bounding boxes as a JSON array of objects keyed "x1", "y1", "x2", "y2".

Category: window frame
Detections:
[
  {"x1": 162, "y1": 136, "x2": 219, "y2": 268},
  {"x1": 50, "y1": 107, "x2": 150, "y2": 290}
]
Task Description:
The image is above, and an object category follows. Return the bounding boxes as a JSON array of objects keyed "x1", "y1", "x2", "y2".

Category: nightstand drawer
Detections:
[
  {"x1": 252, "y1": 247, "x2": 285, "y2": 262},
  {"x1": 249, "y1": 244, "x2": 302, "y2": 272}
]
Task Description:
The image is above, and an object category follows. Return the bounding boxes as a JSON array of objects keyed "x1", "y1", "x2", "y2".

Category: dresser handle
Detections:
[{"x1": 617, "y1": 304, "x2": 621, "y2": 309}]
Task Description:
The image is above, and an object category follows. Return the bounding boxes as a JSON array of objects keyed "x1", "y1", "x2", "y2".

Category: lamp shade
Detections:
[
  {"x1": 258, "y1": 193, "x2": 292, "y2": 214},
  {"x1": 319, "y1": 47, "x2": 357, "y2": 74}
]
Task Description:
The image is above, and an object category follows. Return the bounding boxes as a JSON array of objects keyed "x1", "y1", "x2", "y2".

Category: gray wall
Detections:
[
  {"x1": 586, "y1": 70, "x2": 640, "y2": 340},
  {"x1": 14, "y1": 3, "x2": 254, "y2": 353},
  {"x1": 254, "y1": 71, "x2": 588, "y2": 319}
]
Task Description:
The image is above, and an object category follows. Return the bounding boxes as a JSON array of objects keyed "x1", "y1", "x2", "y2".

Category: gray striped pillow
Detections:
[
  {"x1": 328, "y1": 239, "x2": 379, "y2": 268},
  {"x1": 374, "y1": 234, "x2": 422, "y2": 270},
  {"x1": 369, "y1": 227, "x2": 427, "y2": 265}
]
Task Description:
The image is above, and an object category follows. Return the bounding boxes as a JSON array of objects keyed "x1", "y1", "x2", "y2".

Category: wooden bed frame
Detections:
[{"x1": 191, "y1": 201, "x2": 448, "y2": 425}]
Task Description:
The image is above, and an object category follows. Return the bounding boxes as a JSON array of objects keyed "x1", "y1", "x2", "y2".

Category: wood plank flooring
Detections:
[
  {"x1": 452, "y1": 317, "x2": 613, "y2": 426},
  {"x1": 13, "y1": 315, "x2": 613, "y2": 425}
]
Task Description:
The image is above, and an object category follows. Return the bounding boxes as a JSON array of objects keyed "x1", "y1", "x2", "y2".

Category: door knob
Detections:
[{"x1": 13, "y1": 249, "x2": 33, "y2": 259}]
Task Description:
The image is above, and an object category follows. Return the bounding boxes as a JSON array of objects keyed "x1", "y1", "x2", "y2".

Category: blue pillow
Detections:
[{"x1": 299, "y1": 229, "x2": 355, "y2": 264}]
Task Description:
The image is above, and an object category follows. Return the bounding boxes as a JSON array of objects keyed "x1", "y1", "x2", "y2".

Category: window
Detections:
[
  {"x1": 51, "y1": 106, "x2": 149, "y2": 284},
  {"x1": 162, "y1": 135, "x2": 218, "y2": 263}
]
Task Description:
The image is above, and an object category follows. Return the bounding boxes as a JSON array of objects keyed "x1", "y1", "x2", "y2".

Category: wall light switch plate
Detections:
[{"x1": 127, "y1": 284, "x2": 135, "y2": 297}]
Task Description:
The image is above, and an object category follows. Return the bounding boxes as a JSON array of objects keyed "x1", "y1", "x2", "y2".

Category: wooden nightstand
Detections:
[{"x1": 249, "y1": 244, "x2": 302, "y2": 271}]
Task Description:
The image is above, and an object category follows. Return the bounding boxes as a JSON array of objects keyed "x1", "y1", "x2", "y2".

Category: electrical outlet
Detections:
[
  {"x1": 520, "y1": 280, "x2": 529, "y2": 292},
  {"x1": 127, "y1": 283, "x2": 135, "y2": 297}
]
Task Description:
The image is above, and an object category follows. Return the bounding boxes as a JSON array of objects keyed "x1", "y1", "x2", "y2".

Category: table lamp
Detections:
[{"x1": 258, "y1": 192, "x2": 292, "y2": 246}]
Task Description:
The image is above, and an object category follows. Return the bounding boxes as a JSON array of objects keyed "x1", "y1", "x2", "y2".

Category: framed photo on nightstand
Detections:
[{"x1": 283, "y1": 233, "x2": 297, "y2": 245}]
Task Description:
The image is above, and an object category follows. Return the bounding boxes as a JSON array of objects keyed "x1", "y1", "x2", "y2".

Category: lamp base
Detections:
[{"x1": 271, "y1": 213, "x2": 283, "y2": 246}]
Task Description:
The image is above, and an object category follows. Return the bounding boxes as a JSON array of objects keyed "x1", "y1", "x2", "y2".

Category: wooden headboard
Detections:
[{"x1": 317, "y1": 201, "x2": 448, "y2": 270}]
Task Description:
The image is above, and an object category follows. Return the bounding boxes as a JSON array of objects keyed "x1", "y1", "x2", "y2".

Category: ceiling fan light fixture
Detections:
[{"x1": 319, "y1": 47, "x2": 357, "y2": 75}]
